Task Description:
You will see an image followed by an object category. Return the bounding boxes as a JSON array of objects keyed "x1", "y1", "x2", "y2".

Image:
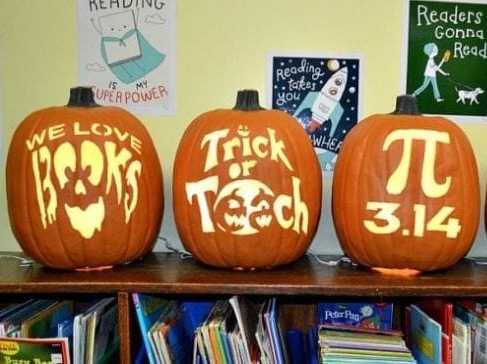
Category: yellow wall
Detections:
[{"x1": 1, "y1": 1, "x2": 486, "y2": 255}]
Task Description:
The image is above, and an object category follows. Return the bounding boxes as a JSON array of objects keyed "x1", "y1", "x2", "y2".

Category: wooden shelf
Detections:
[
  {"x1": 1, "y1": 251, "x2": 487, "y2": 363},
  {"x1": 1, "y1": 252, "x2": 487, "y2": 297}
]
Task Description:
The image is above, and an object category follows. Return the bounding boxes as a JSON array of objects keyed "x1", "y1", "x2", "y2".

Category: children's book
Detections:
[
  {"x1": 72, "y1": 297, "x2": 115, "y2": 364},
  {"x1": 415, "y1": 299, "x2": 453, "y2": 364},
  {"x1": 0, "y1": 336, "x2": 71, "y2": 364},
  {"x1": 264, "y1": 297, "x2": 288, "y2": 364},
  {"x1": 454, "y1": 300, "x2": 487, "y2": 364},
  {"x1": 2, "y1": 299, "x2": 58, "y2": 338},
  {"x1": 229, "y1": 295, "x2": 259, "y2": 364},
  {"x1": 410, "y1": 304, "x2": 442, "y2": 364},
  {"x1": 88, "y1": 298, "x2": 118, "y2": 364},
  {"x1": 132, "y1": 292, "x2": 169, "y2": 364},
  {"x1": 452, "y1": 316, "x2": 470, "y2": 364},
  {"x1": 20, "y1": 300, "x2": 73, "y2": 338}
]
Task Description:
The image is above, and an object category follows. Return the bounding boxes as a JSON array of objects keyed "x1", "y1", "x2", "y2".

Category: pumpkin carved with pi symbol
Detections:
[
  {"x1": 6, "y1": 87, "x2": 164, "y2": 270},
  {"x1": 332, "y1": 95, "x2": 480, "y2": 274},
  {"x1": 173, "y1": 90, "x2": 322, "y2": 269}
]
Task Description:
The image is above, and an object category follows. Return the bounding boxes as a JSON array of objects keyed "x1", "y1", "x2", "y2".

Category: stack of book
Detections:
[{"x1": 318, "y1": 325, "x2": 416, "y2": 363}]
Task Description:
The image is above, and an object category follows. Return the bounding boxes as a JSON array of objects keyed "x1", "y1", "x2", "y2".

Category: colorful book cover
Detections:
[
  {"x1": 149, "y1": 299, "x2": 178, "y2": 363},
  {"x1": 229, "y1": 295, "x2": 259, "y2": 364},
  {"x1": 264, "y1": 297, "x2": 287, "y2": 364},
  {"x1": 72, "y1": 297, "x2": 116, "y2": 364},
  {"x1": 180, "y1": 300, "x2": 214, "y2": 339},
  {"x1": 416, "y1": 299, "x2": 453, "y2": 364},
  {"x1": 20, "y1": 300, "x2": 73, "y2": 338},
  {"x1": 91, "y1": 299, "x2": 119, "y2": 364},
  {"x1": 410, "y1": 304, "x2": 442, "y2": 364},
  {"x1": 452, "y1": 317, "x2": 470, "y2": 364},
  {"x1": 318, "y1": 302, "x2": 394, "y2": 330},
  {"x1": 131, "y1": 293, "x2": 169, "y2": 364},
  {"x1": 0, "y1": 337, "x2": 70, "y2": 364},
  {"x1": 2, "y1": 299, "x2": 58, "y2": 338}
]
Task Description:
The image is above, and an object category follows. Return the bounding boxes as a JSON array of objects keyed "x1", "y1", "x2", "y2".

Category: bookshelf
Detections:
[{"x1": 1, "y1": 251, "x2": 487, "y2": 363}]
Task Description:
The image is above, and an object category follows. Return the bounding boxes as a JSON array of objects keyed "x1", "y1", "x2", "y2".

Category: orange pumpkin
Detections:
[
  {"x1": 173, "y1": 90, "x2": 322, "y2": 269},
  {"x1": 6, "y1": 87, "x2": 164, "y2": 270},
  {"x1": 332, "y1": 95, "x2": 480, "y2": 273}
]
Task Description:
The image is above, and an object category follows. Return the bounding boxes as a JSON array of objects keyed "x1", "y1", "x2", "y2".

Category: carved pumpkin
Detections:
[
  {"x1": 6, "y1": 87, "x2": 164, "y2": 270},
  {"x1": 332, "y1": 95, "x2": 480, "y2": 273},
  {"x1": 173, "y1": 90, "x2": 322, "y2": 269}
]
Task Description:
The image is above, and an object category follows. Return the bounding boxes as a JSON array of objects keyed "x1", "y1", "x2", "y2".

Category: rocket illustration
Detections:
[{"x1": 294, "y1": 67, "x2": 348, "y2": 135}]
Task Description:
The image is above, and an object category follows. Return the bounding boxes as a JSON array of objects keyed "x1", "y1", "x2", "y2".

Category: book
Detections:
[
  {"x1": 90, "y1": 298, "x2": 119, "y2": 364},
  {"x1": 229, "y1": 295, "x2": 259, "y2": 364},
  {"x1": 410, "y1": 304, "x2": 442, "y2": 364},
  {"x1": 20, "y1": 300, "x2": 73, "y2": 338},
  {"x1": 454, "y1": 300, "x2": 487, "y2": 363},
  {"x1": 452, "y1": 316, "x2": 470, "y2": 364},
  {"x1": 132, "y1": 292, "x2": 169, "y2": 364},
  {"x1": 318, "y1": 325, "x2": 415, "y2": 363},
  {"x1": 161, "y1": 305, "x2": 193, "y2": 364},
  {"x1": 0, "y1": 336, "x2": 71, "y2": 364},
  {"x1": 0, "y1": 300, "x2": 36, "y2": 324},
  {"x1": 1, "y1": 299, "x2": 58, "y2": 338},
  {"x1": 318, "y1": 302, "x2": 394, "y2": 330},
  {"x1": 255, "y1": 301, "x2": 273, "y2": 364},
  {"x1": 263, "y1": 297, "x2": 287, "y2": 364},
  {"x1": 148, "y1": 299, "x2": 178, "y2": 363},
  {"x1": 415, "y1": 299, "x2": 453, "y2": 364},
  {"x1": 180, "y1": 300, "x2": 214, "y2": 340},
  {"x1": 72, "y1": 297, "x2": 116, "y2": 364},
  {"x1": 57, "y1": 317, "x2": 75, "y2": 362},
  {"x1": 199, "y1": 300, "x2": 229, "y2": 364}
]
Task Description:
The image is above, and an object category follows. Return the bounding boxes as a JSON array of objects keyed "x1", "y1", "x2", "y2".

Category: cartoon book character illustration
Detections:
[
  {"x1": 412, "y1": 42, "x2": 450, "y2": 102},
  {"x1": 93, "y1": 10, "x2": 165, "y2": 84}
]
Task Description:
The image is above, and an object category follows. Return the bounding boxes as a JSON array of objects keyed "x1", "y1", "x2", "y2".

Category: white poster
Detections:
[{"x1": 78, "y1": 1, "x2": 176, "y2": 115}]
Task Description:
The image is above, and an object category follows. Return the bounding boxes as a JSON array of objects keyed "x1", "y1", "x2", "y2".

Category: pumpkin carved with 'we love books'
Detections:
[
  {"x1": 6, "y1": 87, "x2": 164, "y2": 270},
  {"x1": 173, "y1": 90, "x2": 322, "y2": 269}
]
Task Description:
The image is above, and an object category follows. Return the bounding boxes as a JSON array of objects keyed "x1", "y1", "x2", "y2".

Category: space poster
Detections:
[
  {"x1": 404, "y1": 0, "x2": 487, "y2": 122},
  {"x1": 77, "y1": 0, "x2": 176, "y2": 115},
  {"x1": 268, "y1": 53, "x2": 363, "y2": 173}
]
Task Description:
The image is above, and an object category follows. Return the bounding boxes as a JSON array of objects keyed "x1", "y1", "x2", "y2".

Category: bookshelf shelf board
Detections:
[{"x1": 1, "y1": 252, "x2": 487, "y2": 297}]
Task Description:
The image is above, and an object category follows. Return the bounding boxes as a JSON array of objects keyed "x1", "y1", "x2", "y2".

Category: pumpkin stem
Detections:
[
  {"x1": 67, "y1": 87, "x2": 100, "y2": 107},
  {"x1": 233, "y1": 90, "x2": 265, "y2": 111},
  {"x1": 391, "y1": 95, "x2": 421, "y2": 115}
]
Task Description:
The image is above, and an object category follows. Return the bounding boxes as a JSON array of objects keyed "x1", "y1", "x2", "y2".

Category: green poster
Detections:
[{"x1": 406, "y1": 0, "x2": 486, "y2": 119}]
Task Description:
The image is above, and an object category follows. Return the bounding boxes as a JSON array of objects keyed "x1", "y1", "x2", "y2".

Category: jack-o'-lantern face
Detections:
[
  {"x1": 35, "y1": 139, "x2": 141, "y2": 239},
  {"x1": 173, "y1": 90, "x2": 322, "y2": 269},
  {"x1": 213, "y1": 180, "x2": 274, "y2": 234},
  {"x1": 6, "y1": 87, "x2": 164, "y2": 270}
]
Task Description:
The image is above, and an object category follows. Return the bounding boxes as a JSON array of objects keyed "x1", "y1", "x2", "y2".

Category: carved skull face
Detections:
[{"x1": 32, "y1": 140, "x2": 141, "y2": 239}]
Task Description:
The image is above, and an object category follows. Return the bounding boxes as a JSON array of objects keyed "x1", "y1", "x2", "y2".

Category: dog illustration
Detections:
[{"x1": 456, "y1": 86, "x2": 485, "y2": 105}]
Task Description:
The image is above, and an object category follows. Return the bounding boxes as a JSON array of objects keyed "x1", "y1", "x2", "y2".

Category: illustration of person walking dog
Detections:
[{"x1": 411, "y1": 42, "x2": 484, "y2": 106}]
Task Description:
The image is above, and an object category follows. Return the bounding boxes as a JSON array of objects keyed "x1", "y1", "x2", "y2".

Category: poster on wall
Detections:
[
  {"x1": 403, "y1": 0, "x2": 487, "y2": 122},
  {"x1": 0, "y1": 44, "x2": 3, "y2": 165},
  {"x1": 78, "y1": 1, "x2": 176, "y2": 115},
  {"x1": 267, "y1": 53, "x2": 363, "y2": 173}
]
